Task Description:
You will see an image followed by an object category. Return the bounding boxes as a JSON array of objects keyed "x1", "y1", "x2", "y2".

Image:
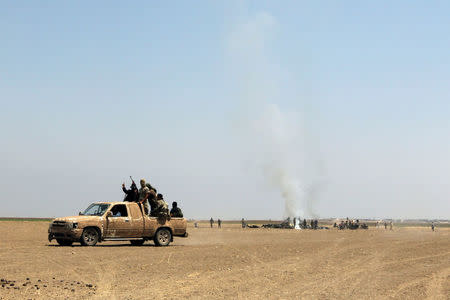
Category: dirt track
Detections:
[{"x1": 0, "y1": 221, "x2": 448, "y2": 299}]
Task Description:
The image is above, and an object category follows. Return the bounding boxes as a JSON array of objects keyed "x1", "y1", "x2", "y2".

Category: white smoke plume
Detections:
[
  {"x1": 227, "y1": 11, "x2": 323, "y2": 219},
  {"x1": 253, "y1": 104, "x2": 319, "y2": 219}
]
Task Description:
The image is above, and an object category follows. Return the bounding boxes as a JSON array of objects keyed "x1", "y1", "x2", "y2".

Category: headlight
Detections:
[{"x1": 73, "y1": 223, "x2": 78, "y2": 229}]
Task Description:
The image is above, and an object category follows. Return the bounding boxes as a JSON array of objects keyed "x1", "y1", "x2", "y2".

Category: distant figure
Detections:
[
  {"x1": 241, "y1": 218, "x2": 246, "y2": 228},
  {"x1": 170, "y1": 201, "x2": 183, "y2": 218},
  {"x1": 384, "y1": 222, "x2": 387, "y2": 230},
  {"x1": 333, "y1": 222, "x2": 337, "y2": 228},
  {"x1": 210, "y1": 217, "x2": 214, "y2": 228},
  {"x1": 218, "y1": 219, "x2": 222, "y2": 228},
  {"x1": 389, "y1": 221, "x2": 393, "y2": 230},
  {"x1": 314, "y1": 220, "x2": 318, "y2": 230},
  {"x1": 431, "y1": 222, "x2": 435, "y2": 232},
  {"x1": 122, "y1": 181, "x2": 138, "y2": 202},
  {"x1": 310, "y1": 219, "x2": 314, "y2": 229},
  {"x1": 303, "y1": 219, "x2": 307, "y2": 229},
  {"x1": 194, "y1": 222, "x2": 198, "y2": 228}
]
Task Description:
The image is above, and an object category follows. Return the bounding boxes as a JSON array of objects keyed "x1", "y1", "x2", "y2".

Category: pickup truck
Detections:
[{"x1": 48, "y1": 201, "x2": 188, "y2": 246}]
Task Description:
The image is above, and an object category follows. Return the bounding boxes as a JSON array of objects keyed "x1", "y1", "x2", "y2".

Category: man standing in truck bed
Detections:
[
  {"x1": 138, "y1": 179, "x2": 151, "y2": 215},
  {"x1": 122, "y1": 181, "x2": 138, "y2": 202}
]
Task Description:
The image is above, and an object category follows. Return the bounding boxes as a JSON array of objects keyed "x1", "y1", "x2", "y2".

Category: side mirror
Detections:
[
  {"x1": 106, "y1": 211, "x2": 112, "y2": 218},
  {"x1": 78, "y1": 211, "x2": 82, "y2": 216}
]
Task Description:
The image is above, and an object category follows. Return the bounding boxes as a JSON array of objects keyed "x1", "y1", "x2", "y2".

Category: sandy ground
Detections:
[{"x1": 0, "y1": 221, "x2": 448, "y2": 299}]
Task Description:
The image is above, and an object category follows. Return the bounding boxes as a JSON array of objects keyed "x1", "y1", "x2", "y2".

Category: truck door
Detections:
[
  {"x1": 105, "y1": 204, "x2": 134, "y2": 238},
  {"x1": 128, "y1": 203, "x2": 144, "y2": 237}
]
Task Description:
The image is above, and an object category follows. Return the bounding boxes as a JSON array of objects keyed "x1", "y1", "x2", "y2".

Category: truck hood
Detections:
[{"x1": 53, "y1": 216, "x2": 102, "y2": 223}]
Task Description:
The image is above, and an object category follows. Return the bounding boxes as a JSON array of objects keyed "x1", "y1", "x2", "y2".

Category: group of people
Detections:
[
  {"x1": 375, "y1": 220, "x2": 393, "y2": 230},
  {"x1": 121, "y1": 178, "x2": 183, "y2": 218},
  {"x1": 334, "y1": 218, "x2": 368, "y2": 230},
  {"x1": 209, "y1": 218, "x2": 222, "y2": 228}
]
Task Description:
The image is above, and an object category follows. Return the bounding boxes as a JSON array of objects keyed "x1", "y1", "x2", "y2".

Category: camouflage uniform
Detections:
[
  {"x1": 151, "y1": 194, "x2": 169, "y2": 218},
  {"x1": 156, "y1": 199, "x2": 169, "y2": 216},
  {"x1": 148, "y1": 189, "x2": 158, "y2": 215},
  {"x1": 138, "y1": 185, "x2": 150, "y2": 215}
]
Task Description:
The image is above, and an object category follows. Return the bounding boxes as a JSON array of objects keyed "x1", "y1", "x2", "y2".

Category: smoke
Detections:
[
  {"x1": 254, "y1": 103, "x2": 320, "y2": 219},
  {"x1": 227, "y1": 11, "x2": 323, "y2": 219}
]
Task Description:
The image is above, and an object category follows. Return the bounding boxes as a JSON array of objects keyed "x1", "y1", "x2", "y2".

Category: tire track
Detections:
[{"x1": 425, "y1": 267, "x2": 450, "y2": 300}]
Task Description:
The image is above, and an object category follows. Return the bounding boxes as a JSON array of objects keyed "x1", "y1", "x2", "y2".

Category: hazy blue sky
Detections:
[{"x1": 1, "y1": 1, "x2": 449, "y2": 219}]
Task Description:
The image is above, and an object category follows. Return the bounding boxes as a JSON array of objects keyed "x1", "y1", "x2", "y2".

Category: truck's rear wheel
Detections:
[
  {"x1": 130, "y1": 240, "x2": 145, "y2": 246},
  {"x1": 80, "y1": 228, "x2": 99, "y2": 246},
  {"x1": 154, "y1": 228, "x2": 171, "y2": 246},
  {"x1": 56, "y1": 239, "x2": 73, "y2": 246}
]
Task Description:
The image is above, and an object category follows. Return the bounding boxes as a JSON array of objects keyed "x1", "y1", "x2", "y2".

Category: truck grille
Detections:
[{"x1": 52, "y1": 221, "x2": 67, "y2": 228}]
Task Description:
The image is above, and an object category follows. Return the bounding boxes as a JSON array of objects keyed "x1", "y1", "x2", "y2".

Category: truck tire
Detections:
[
  {"x1": 80, "y1": 228, "x2": 99, "y2": 246},
  {"x1": 130, "y1": 240, "x2": 145, "y2": 246},
  {"x1": 56, "y1": 239, "x2": 73, "y2": 246},
  {"x1": 154, "y1": 228, "x2": 171, "y2": 247}
]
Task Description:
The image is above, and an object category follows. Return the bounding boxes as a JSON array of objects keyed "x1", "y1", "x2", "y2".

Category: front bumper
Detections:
[{"x1": 48, "y1": 228, "x2": 83, "y2": 241}]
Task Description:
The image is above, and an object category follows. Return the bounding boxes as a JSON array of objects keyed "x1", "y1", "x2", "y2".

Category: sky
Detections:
[{"x1": 1, "y1": 1, "x2": 449, "y2": 220}]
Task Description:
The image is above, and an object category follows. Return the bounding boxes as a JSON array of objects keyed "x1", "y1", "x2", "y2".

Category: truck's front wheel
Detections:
[
  {"x1": 154, "y1": 228, "x2": 171, "y2": 246},
  {"x1": 80, "y1": 228, "x2": 99, "y2": 246}
]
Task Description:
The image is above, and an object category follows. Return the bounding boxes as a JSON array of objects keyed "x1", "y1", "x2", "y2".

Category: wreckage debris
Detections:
[
  {"x1": 259, "y1": 218, "x2": 330, "y2": 229},
  {"x1": 262, "y1": 219, "x2": 293, "y2": 229}
]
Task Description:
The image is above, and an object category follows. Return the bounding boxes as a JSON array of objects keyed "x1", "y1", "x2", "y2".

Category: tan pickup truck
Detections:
[{"x1": 48, "y1": 202, "x2": 187, "y2": 246}]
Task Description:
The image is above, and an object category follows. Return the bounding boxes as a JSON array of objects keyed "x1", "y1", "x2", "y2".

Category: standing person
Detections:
[
  {"x1": 384, "y1": 222, "x2": 387, "y2": 230},
  {"x1": 138, "y1": 179, "x2": 150, "y2": 215},
  {"x1": 303, "y1": 219, "x2": 307, "y2": 229},
  {"x1": 122, "y1": 181, "x2": 138, "y2": 202},
  {"x1": 389, "y1": 221, "x2": 393, "y2": 230},
  {"x1": 431, "y1": 222, "x2": 435, "y2": 232},
  {"x1": 210, "y1": 217, "x2": 214, "y2": 228},
  {"x1": 218, "y1": 219, "x2": 222, "y2": 228},
  {"x1": 241, "y1": 218, "x2": 246, "y2": 228},
  {"x1": 148, "y1": 188, "x2": 157, "y2": 215}
]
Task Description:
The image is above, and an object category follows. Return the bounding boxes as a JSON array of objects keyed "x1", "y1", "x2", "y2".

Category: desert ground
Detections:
[{"x1": 0, "y1": 221, "x2": 448, "y2": 299}]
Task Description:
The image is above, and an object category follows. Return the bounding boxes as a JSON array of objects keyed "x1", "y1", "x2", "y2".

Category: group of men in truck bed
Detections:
[{"x1": 121, "y1": 178, "x2": 183, "y2": 218}]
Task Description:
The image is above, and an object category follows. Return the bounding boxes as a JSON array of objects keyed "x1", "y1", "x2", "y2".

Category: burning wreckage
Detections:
[
  {"x1": 244, "y1": 218, "x2": 369, "y2": 230},
  {"x1": 244, "y1": 218, "x2": 330, "y2": 230}
]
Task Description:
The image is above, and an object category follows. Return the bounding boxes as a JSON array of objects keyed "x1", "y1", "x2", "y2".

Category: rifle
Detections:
[{"x1": 130, "y1": 176, "x2": 135, "y2": 184}]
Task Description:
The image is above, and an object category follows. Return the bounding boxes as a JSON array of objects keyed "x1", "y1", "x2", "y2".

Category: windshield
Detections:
[{"x1": 81, "y1": 204, "x2": 110, "y2": 216}]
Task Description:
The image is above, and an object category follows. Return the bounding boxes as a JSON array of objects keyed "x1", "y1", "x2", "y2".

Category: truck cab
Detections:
[{"x1": 48, "y1": 202, "x2": 188, "y2": 246}]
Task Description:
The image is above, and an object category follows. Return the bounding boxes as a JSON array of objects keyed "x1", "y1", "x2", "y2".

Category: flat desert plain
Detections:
[{"x1": 0, "y1": 221, "x2": 449, "y2": 299}]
